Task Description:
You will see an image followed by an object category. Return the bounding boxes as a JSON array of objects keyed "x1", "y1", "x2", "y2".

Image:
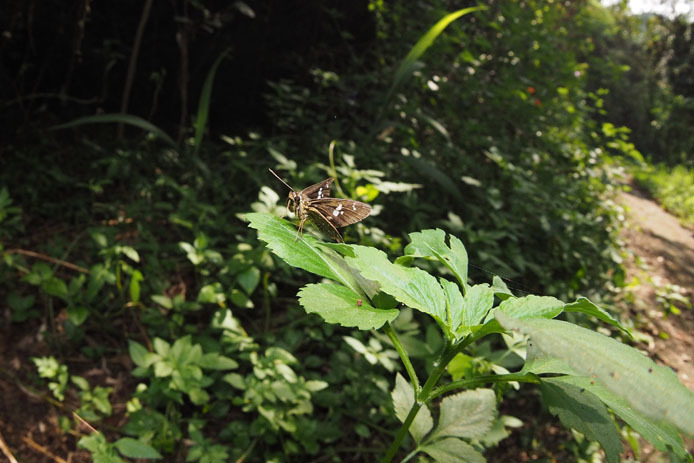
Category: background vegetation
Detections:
[{"x1": 1, "y1": 0, "x2": 692, "y2": 461}]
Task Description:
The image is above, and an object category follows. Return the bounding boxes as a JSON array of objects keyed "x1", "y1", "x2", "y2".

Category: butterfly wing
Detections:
[
  {"x1": 310, "y1": 198, "x2": 371, "y2": 228},
  {"x1": 301, "y1": 178, "x2": 334, "y2": 200},
  {"x1": 307, "y1": 207, "x2": 344, "y2": 242}
]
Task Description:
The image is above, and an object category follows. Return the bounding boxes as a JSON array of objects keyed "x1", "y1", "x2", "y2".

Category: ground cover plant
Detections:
[
  {"x1": 633, "y1": 164, "x2": 694, "y2": 227},
  {"x1": 1, "y1": 0, "x2": 693, "y2": 461}
]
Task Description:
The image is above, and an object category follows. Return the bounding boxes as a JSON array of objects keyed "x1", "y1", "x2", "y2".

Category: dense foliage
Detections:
[{"x1": 1, "y1": 0, "x2": 692, "y2": 462}]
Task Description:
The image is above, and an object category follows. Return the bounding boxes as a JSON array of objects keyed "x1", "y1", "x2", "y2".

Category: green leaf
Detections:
[
  {"x1": 459, "y1": 284, "x2": 494, "y2": 332},
  {"x1": 420, "y1": 437, "x2": 485, "y2": 463},
  {"x1": 223, "y1": 373, "x2": 245, "y2": 389},
  {"x1": 405, "y1": 229, "x2": 468, "y2": 287},
  {"x1": 197, "y1": 283, "x2": 225, "y2": 304},
  {"x1": 71, "y1": 375, "x2": 90, "y2": 390},
  {"x1": 42, "y1": 277, "x2": 68, "y2": 299},
  {"x1": 552, "y1": 376, "x2": 689, "y2": 459},
  {"x1": 119, "y1": 246, "x2": 140, "y2": 263},
  {"x1": 153, "y1": 337, "x2": 170, "y2": 355},
  {"x1": 494, "y1": 295, "x2": 564, "y2": 320},
  {"x1": 67, "y1": 305, "x2": 89, "y2": 326},
  {"x1": 391, "y1": 373, "x2": 433, "y2": 443},
  {"x1": 386, "y1": 6, "x2": 486, "y2": 104},
  {"x1": 564, "y1": 297, "x2": 630, "y2": 336},
  {"x1": 540, "y1": 379, "x2": 622, "y2": 463},
  {"x1": 247, "y1": 213, "x2": 366, "y2": 295},
  {"x1": 429, "y1": 388, "x2": 496, "y2": 441},
  {"x1": 114, "y1": 437, "x2": 162, "y2": 459},
  {"x1": 237, "y1": 266, "x2": 261, "y2": 294},
  {"x1": 298, "y1": 283, "x2": 398, "y2": 330},
  {"x1": 50, "y1": 113, "x2": 177, "y2": 148},
  {"x1": 230, "y1": 288, "x2": 254, "y2": 308},
  {"x1": 7, "y1": 292, "x2": 35, "y2": 311},
  {"x1": 128, "y1": 341, "x2": 151, "y2": 368},
  {"x1": 129, "y1": 270, "x2": 143, "y2": 303},
  {"x1": 348, "y1": 245, "x2": 446, "y2": 321},
  {"x1": 440, "y1": 278, "x2": 463, "y2": 334},
  {"x1": 198, "y1": 353, "x2": 239, "y2": 370},
  {"x1": 496, "y1": 312, "x2": 694, "y2": 436},
  {"x1": 491, "y1": 275, "x2": 513, "y2": 300},
  {"x1": 151, "y1": 294, "x2": 172, "y2": 309},
  {"x1": 78, "y1": 432, "x2": 109, "y2": 453}
]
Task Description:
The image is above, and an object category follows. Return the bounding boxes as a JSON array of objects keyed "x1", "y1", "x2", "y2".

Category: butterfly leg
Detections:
[{"x1": 294, "y1": 217, "x2": 306, "y2": 242}]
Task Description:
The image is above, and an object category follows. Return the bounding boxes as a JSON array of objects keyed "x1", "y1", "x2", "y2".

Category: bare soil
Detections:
[{"x1": 618, "y1": 185, "x2": 694, "y2": 391}]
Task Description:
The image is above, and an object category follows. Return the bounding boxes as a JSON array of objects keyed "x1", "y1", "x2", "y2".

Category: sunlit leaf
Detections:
[
  {"x1": 405, "y1": 228, "x2": 468, "y2": 287},
  {"x1": 348, "y1": 245, "x2": 446, "y2": 321},
  {"x1": 298, "y1": 283, "x2": 398, "y2": 330}
]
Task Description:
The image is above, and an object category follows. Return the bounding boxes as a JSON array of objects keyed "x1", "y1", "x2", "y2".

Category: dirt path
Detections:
[{"x1": 618, "y1": 185, "x2": 694, "y2": 391}]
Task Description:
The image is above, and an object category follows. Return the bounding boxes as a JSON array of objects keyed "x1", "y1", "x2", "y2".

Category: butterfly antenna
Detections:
[{"x1": 268, "y1": 168, "x2": 295, "y2": 192}]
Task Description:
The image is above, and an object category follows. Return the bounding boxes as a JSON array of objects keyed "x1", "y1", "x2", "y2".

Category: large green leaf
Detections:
[
  {"x1": 405, "y1": 229, "x2": 469, "y2": 287},
  {"x1": 552, "y1": 376, "x2": 689, "y2": 459},
  {"x1": 298, "y1": 283, "x2": 398, "y2": 330},
  {"x1": 247, "y1": 213, "x2": 365, "y2": 296},
  {"x1": 496, "y1": 312, "x2": 694, "y2": 436},
  {"x1": 348, "y1": 245, "x2": 446, "y2": 321},
  {"x1": 392, "y1": 373, "x2": 433, "y2": 443},
  {"x1": 428, "y1": 388, "x2": 496, "y2": 441},
  {"x1": 540, "y1": 379, "x2": 622, "y2": 463}
]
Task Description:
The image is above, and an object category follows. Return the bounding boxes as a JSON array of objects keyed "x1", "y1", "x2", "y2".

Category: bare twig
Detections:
[
  {"x1": 21, "y1": 435, "x2": 68, "y2": 463},
  {"x1": 72, "y1": 412, "x2": 98, "y2": 434},
  {"x1": 2, "y1": 248, "x2": 89, "y2": 274},
  {"x1": 0, "y1": 428, "x2": 19, "y2": 463},
  {"x1": 118, "y1": 0, "x2": 155, "y2": 138}
]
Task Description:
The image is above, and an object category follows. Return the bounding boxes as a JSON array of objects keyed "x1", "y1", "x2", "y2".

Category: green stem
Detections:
[
  {"x1": 384, "y1": 323, "x2": 420, "y2": 396},
  {"x1": 429, "y1": 372, "x2": 541, "y2": 401},
  {"x1": 381, "y1": 340, "x2": 455, "y2": 463},
  {"x1": 381, "y1": 398, "x2": 423, "y2": 463}
]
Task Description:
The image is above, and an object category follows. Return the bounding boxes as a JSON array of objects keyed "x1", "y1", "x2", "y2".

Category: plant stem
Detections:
[
  {"x1": 380, "y1": 398, "x2": 422, "y2": 463},
  {"x1": 429, "y1": 372, "x2": 541, "y2": 400},
  {"x1": 384, "y1": 323, "x2": 420, "y2": 396},
  {"x1": 381, "y1": 340, "x2": 455, "y2": 463}
]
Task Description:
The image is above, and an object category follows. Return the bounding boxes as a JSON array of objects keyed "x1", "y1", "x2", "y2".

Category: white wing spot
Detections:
[
  {"x1": 317, "y1": 187, "x2": 324, "y2": 199},
  {"x1": 351, "y1": 204, "x2": 357, "y2": 211},
  {"x1": 336, "y1": 204, "x2": 343, "y2": 211},
  {"x1": 332, "y1": 209, "x2": 340, "y2": 217}
]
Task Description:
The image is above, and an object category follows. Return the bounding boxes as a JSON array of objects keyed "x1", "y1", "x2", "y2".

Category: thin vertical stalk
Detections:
[{"x1": 384, "y1": 323, "x2": 420, "y2": 396}]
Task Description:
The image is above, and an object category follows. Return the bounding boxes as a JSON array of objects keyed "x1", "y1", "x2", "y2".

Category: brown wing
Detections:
[
  {"x1": 310, "y1": 198, "x2": 371, "y2": 228},
  {"x1": 307, "y1": 208, "x2": 344, "y2": 242},
  {"x1": 300, "y1": 178, "x2": 334, "y2": 200}
]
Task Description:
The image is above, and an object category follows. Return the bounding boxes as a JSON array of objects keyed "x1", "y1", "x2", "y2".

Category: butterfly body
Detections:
[{"x1": 270, "y1": 169, "x2": 371, "y2": 242}]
